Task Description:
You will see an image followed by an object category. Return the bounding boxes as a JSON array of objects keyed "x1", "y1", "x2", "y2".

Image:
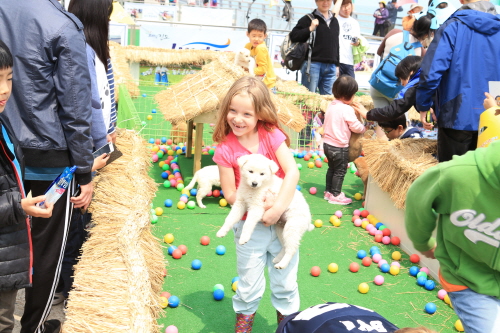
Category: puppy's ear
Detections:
[
  {"x1": 268, "y1": 160, "x2": 279, "y2": 175},
  {"x1": 237, "y1": 155, "x2": 250, "y2": 168}
]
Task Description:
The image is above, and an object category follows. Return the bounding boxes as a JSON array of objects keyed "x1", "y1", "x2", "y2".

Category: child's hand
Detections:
[
  {"x1": 92, "y1": 153, "x2": 110, "y2": 172},
  {"x1": 352, "y1": 102, "x2": 368, "y2": 119},
  {"x1": 420, "y1": 245, "x2": 436, "y2": 259},
  {"x1": 262, "y1": 207, "x2": 282, "y2": 227},
  {"x1": 21, "y1": 195, "x2": 53, "y2": 218},
  {"x1": 483, "y1": 92, "x2": 497, "y2": 110}
]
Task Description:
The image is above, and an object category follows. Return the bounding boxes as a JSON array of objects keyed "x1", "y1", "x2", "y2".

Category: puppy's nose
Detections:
[{"x1": 251, "y1": 182, "x2": 258, "y2": 187}]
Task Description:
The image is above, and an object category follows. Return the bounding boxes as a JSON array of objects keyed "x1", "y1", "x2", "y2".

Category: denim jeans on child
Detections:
[
  {"x1": 300, "y1": 61, "x2": 336, "y2": 95},
  {"x1": 232, "y1": 220, "x2": 300, "y2": 316},
  {"x1": 448, "y1": 288, "x2": 500, "y2": 333},
  {"x1": 323, "y1": 143, "x2": 349, "y2": 196}
]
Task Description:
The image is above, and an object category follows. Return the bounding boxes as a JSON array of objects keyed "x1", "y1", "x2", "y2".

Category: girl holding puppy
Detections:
[{"x1": 212, "y1": 76, "x2": 300, "y2": 332}]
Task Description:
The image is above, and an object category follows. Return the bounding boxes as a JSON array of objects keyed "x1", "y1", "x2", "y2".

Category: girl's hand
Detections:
[
  {"x1": 21, "y1": 196, "x2": 54, "y2": 218},
  {"x1": 92, "y1": 153, "x2": 110, "y2": 171},
  {"x1": 484, "y1": 92, "x2": 497, "y2": 109},
  {"x1": 262, "y1": 207, "x2": 282, "y2": 227}
]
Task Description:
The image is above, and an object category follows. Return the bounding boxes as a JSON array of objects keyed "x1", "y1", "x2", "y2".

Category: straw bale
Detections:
[
  {"x1": 363, "y1": 138, "x2": 438, "y2": 209},
  {"x1": 408, "y1": 106, "x2": 420, "y2": 121},
  {"x1": 63, "y1": 129, "x2": 165, "y2": 333},
  {"x1": 121, "y1": 45, "x2": 223, "y2": 66}
]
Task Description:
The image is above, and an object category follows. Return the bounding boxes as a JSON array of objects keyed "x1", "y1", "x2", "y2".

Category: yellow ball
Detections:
[
  {"x1": 219, "y1": 198, "x2": 228, "y2": 207},
  {"x1": 308, "y1": 162, "x2": 314, "y2": 168},
  {"x1": 329, "y1": 215, "x2": 338, "y2": 224},
  {"x1": 389, "y1": 265, "x2": 400, "y2": 276},
  {"x1": 392, "y1": 251, "x2": 402, "y2": 261},
  {"x1": 168, "y1": 150, "x2": 175, "y2": 156},
  {"x1": 152, "y1": 146, "x2": 160, "y2": 152},
  {"x1": 147, "y1": 115, "x2": 153, "y2": 120},
  {"x1": 159, "y1": 161, "x2": 165, "y2": 168},
  {"x1": 159, "y1": 296, "x2": 169, "y2": 308},
  {"x1": 361, "y1": 220, "x2": 369, "y2": 229},
  {"x1": 181, "y1": 188, "x2": 190, "y2": 195},
  {"x1": 332, "y1": 219, "x2": 341, "y2": 227},
  {"x1": 328, "y1": 263, "x2": 339, "y2": 273},
  {"x1": 155, "y1": 207, "x2": 164, "y2": 216},
  {"x1": 444, "y1": 294, "x2": 451, "y2": 305},
  {"x1": 168, "y1": 174, "x2": 175, "y2": 180},
  {"x1": 454, "y1": 320, "x2": 464, "y2": 332},
  {"x1": 177, "y1": 179, "x2": 184, "y2": 184},
  {"x1": 358, "y1": 282, "x2": 370, "y2": 294},
  {"x1": 314, "y1": 219, "x2": 323, "y2": 228},
  {"x1": 232, "y1": 281, "x2": 238, "y2": 291},
  {"x1": 177, "y1": 201, "x2": 186, "y2": 210},
  {"x1": 354, "y1": 193, "x2": 362, "y2": 200},
  {"x1": 163, "y1": 233, "x2": 174, "y2": 244},
  {"x1": 176, "y1": 149, "x2": 183, "y2": 155}
]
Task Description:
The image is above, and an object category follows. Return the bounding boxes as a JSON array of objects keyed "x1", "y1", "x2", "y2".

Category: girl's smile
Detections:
[{"x1": 227, "y1": 94, "x2": 260, "y2": 139}]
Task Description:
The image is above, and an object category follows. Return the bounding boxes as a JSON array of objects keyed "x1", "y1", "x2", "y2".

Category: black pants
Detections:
[
  {"x1": 21, "y1": 179, "x2": 74, "y2": 333},
  {"x1": 373, "y1": 23, "x2": 387, "y2": 37},
  {"x1": 323, "y1": 143, "x2": 349, "y2": 196},
  {"x1": 338, "y1": 63, "x2": 355, "y2": 78},
  {"x1": 437, "y1": 127, "x2": 478, "y2": 162}
]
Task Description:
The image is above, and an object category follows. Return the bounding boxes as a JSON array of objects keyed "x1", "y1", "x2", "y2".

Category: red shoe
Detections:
[{"x1": 235, "y1": 313, "x2": 255, "y2": 333}]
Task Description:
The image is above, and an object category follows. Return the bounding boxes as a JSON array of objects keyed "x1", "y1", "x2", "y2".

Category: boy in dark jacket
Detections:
[{"x1": 0, "y1": 40, "x2": 53, "y2": 333}]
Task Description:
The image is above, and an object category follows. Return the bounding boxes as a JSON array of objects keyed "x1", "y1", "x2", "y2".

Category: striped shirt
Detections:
[{"x1": 107, "y1": 59, "x2": 117, "y2": 134}]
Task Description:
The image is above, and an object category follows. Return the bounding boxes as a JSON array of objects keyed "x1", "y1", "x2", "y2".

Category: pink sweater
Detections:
[{"x1": 323, "y1": 100, "x2": 366, "y2": 148}]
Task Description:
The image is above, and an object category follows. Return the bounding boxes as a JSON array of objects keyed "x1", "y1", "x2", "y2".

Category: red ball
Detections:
[
  {"x1": 349, "y1": 262, "x2": 360, "y2": 273},
  {"x1": 172, "y1": 249, "x2": 182, "y2": 259},
  {"x1": 155, "y1": 139, "x2": 161, "y2": 145},
  {"x1": 323, "y1": 157, "x2": 328, "y2": 163},
  {"x1": 391, "y1": 236, "x2": 401, "y2": 246},
  {"x1": 362, "y1": 257, "x2": 372, "y2": 267},
  {"x1": 362, "y1": 201, "x2": 365, "y2": 207},
  {"x1": 360, "y1": 210, "x2": 370, "y2": 218},
  {"x1": 167, "y1": 156, "x2": 175, "y2": 161},
  {"x1": 410, "y1": 254, "x2": 420, "y2": 263},
  {"x1": 200, "y1": 236, "x2": 210, "y2": 246},
  {"x1": 315, "y1": 161, "x2": 322, "y2": 168},
  {"x1": 167, "y1": 139, "x2": 173, "y2": 145},
  {"x1": 310, "y1": 266, "x2": 321, "y2": 277},
  {"x1": 177, "y1": 244, "x2": 188, "y2": 255},
  {"x1": 212, "y1": 190, "x2": 221, "y2": 198},
  {"x1": 374, "y1": 234, "x2": 383, "y2": 243},
  {"x1": 352, "y1": 215, "x2": 360, "y2": 222},
  {"x1": 304, "y1": 155, "x2": 311, "y2": 161},
  {"x1": 160, "y1": 291, "x2": 171, "y2": 299},
  {"x1": 382, "y1": 228, "x2": 391, "y2": 237},
  {"x1": 162, "y1": 268, "x2": 167, "y2": 277}
]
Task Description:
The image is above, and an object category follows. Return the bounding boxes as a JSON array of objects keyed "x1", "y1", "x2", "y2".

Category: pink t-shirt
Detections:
[
  {"x1": 323, "y1": 100, "x2": 366, "y2": 148},
  {"x1": 213, "y1": 124, "x2": 286, "y2": 188}
]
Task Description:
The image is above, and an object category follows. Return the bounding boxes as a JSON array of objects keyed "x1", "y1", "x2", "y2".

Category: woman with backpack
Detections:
[{"x1": 289, "y1": 0, "x2": 342, "y2": 95}]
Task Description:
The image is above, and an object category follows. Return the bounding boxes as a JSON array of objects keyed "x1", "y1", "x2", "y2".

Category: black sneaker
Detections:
[{"x1": 43, "y1": 319, "x2": 61, "y2": 333}]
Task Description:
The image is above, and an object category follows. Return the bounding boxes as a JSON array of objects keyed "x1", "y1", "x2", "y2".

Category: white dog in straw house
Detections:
[
  {"x1": 216, "y1": 154, "x2": 313, "y2": 269},
  {"x1": 234, "y1": 48, "x2": 256, "y2": 76},
  {"x1": 184, "y1": 165, "x2": 221, "y2": 209}
]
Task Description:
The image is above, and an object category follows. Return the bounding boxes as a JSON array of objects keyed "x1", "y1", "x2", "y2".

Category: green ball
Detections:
[
  {"x1": 163, "y1": 180, "x2": 171, "y2": 188},
  {"x1": 187, "y1": 201, "x2": 196, "y2": 209},
  {"x1": 157, "y1": 151, "x2": 164, "y2": 158},
  {"x1": 141, "y1": 121, "x2": 147, "y2": 126},
  {"x1": 417, "y1": 271, "x2": 428, "y2": 279},
  {"x1": 150, "y1": 209, "x2": 156, "y2": 215},
  {"x1": 151, "y1": 215, "x2": 158, "y2": 224},
  {"x1": 162, "y1": 164, "x2": 170, "y2": 171},
  {"x1": 297, "y1": 163, "x2": 302, "y2": 170},
  {"x1": 379, "y1": 225, "x2": 387, "y2": 231},
  {"x1": 213, "y1": 284, "x2": 224, "y2": 292},
  {"x1": 209, "y1": 148, "x2": 215, "y2": 155},
  {"x1": 176, "y1": 183, "x2": 185, "y2": 191},
  {"x1": 166, "y1": 145, "x2": 172, "y2": 151},
  {"x1": 179, "y1": 142, "x2": 184, "y2": 148}
]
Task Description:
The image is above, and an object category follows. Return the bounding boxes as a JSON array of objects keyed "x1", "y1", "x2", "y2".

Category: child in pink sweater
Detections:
[{"x1": 323, "y1": 75, "x2": 366, "y2": 205}]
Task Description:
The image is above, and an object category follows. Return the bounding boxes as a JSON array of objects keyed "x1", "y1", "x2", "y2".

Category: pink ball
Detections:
[
  {"x1": 420, "y1": 267, "x2": 430, "y2": 275},
  {"x1": 309, "y1": 187, "x2": 317, "y2": 195},
  {"x1": 362, "y1": 218, "x2": 369, "y2": 223},
  {"x1": 437, "y1": 289, "x2": 447, "y2": 300},
  {"x1": 170, "y1": 179, "x2": 178, "y2": 187},
  {"x1": 391, "y1": 261, "x2": 401, "y2": 268},
  {"x1": 378, "y1": 259, "x2": 388, "y2": 268},
  {"x1": 353, "y1": 209, "x2": 361, "y2": 216},
  {"x1": 165, "y1": 325, "x2": 179, "y2": 333},
  {"x1": 354, "y1": 219, "x2": 362, "y2": 227},
  {"x1": 335, "y1": 210, "x2": 342, "y2": 218},
  {"x1": 206, "y1": 191, "x2": 212, "y2": 197},
  {"x1": 375, "y1": 230, "x2": 383, "y2": 236},
  {"x1": 152, "y1": 154, "x2": 159, "y2": 162},
  {"x1": 374, "y1": 275, "x2": 384, "y2": 285},
  {"x1": 382, "y1": 236, "x2": 391, "y2": 244},
  {"x1": 366, "y1": 224, "x2": 375, "y2": 231},
  {"x1": 372, "y1": 253, "x2": 382, "y2": 263},
  {"x1": 369, "y1": 228, "x2": 377, "y2": 236},
  {"x1": 179, "y1": 196, "x2": 188, "y2": 203}
]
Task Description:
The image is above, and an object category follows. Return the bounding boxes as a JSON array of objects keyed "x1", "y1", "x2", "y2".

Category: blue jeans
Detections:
[
  {"x1": 448, "y1": 288, "x2": 500, "y2": 333},
  {"x1": 300, "y1": 61, "x2": 336, "y2": 95}
]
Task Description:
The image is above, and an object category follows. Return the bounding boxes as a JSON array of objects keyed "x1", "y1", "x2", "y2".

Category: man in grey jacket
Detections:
[
  {"x1": 386, "y1": 0, "x2": 403, "y2": 32},
  {"x1": 0, "y1": 0, "x2": 94, "y2": 332}
]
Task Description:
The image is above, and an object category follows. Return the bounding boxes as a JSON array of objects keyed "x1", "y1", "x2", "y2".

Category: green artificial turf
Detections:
[{"x1": 149, "y1": 154, "x2": 460, "y2": 333}]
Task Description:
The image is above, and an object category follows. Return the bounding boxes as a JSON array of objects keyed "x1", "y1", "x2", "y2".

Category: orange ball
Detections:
[
  {"x1": 177, "y1": 244, "x2": 188, "y2": 255},
  {"x1": 310, "y1": 266, "x2": 321, "y2": 277},
  {"x1": 304, "y1": 155, "x2": 311, "y2": 161},
  {"x1": 352, "y1": 215, "x2": 360, "y2": 222},
  {"x1": 349, "y1": 262, "x2": 360, "y2": 273},
  {"x1": 200, "y1": 236, "x2": 210, "y2": 246},
  {"x1": 315, "y1": 161, "x2": 322, "y2": 168},
  {"x1": 362, "y1": 257, "x2": 372, "y2": 267},
  {"x1": 172, "y1": 249, "x2": 182, "y2": 259},
  {"x1": 374, "y1": 234, "x2": 383, "y2": 243}
]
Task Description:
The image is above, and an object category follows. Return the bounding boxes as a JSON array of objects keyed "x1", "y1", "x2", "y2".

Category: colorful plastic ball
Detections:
[
  {"x1": 389, "y1": 261, "x2": 399, "y2": 268},
  {"x1": 232, "y1": 281, "x2": 238, "y2": 291},
  {"x1": 176, "y1": 183, "x2": 185, "y2": 191},
  {"x1": 391, "y1": 236, "x2": 401, "y2": 246},
  {"x1": 328, "y1": 263, "x2": 339, "y2": 273},
  {"x1": 382, "y1": 236, "x2": 391, "y2": 245},
  {"x1": 417, "y1": 271, "x2": 428, "y2": 279},
  {"x1": 380, "y1": 263, "x2": 390, "y2": 273},
  {"x1": 177, "y1": 201, "x2": 186, "y2": 209},
  {"x1": 360, "y1": 210, "x2": 369, "y2": 218},
  {"x1": 161, "y1": 172, "x2": 169, "y2": 179},
  {"x1": 351, "y1": 215, "x2": 360, "y2": 222},
  {"x1": 157, "y1": 151, "x2": 164, "y2": 158},
  {"x1": 187, "y1": 201, "x2": 196, "y2": 209},
  {"x1": 152, "y1": 155, "x2": 159, "y2": 163},
  {"x1": 160, "y1": 291, "x2": 171, "y2": 299},
  {"x1": 361, "y1": 220, "x2": 369, "y2": 229},
  {"x1": 219, "y1": 198, "x2": 228, "y2": 207},
  {"x1": 425, "y1": 280, "x2": 436, "y2": 291},
  {"x1": 168, "y1": 295, "x2": 180, "y2": 308},
  {"x1": 213, "y1": 284, "x2": 224, "y2": 292},
  {"x1": 164, "y1": 199, "x2": 173, "y2": 207},
  {"x1": 389, "y1": 265, "x2": 400, "y2": 275},
  {"x1": 391, "y1": 251, "x2": 401, "y2": 261},
  {"x1": 437, "y1": 289, "x2": 447, "y2": 300},
  {"x1": 179, "y1": 196, "x2": 188, "y2": 203},
  {"x1": 216, "y1": 245, "x2": 226, "y2": 255},
  {"x1": 375, "y1": 222, "x2": 383, "y2": 229},
  {"x1": 369, "y1": 228, "x2": 377, "y2": 236},
  {"x1": 417, "y1": 276, "x2": 427, "y2": 286},
  {"x1": 200, "y1": 236, "x2": 210, "y2": 245},
  {"x1": 147, "y1": 115, "x2": 153, "y2": 120},
  {"x1": 189, "y1": 188, "x2": 197, "y2": 196},
  {"x1": 297, "y1": 163, "x2": 303, "y2": 170},
  {"x1": 354, "y1": 219, "x2": 362, "y2": 227},
  {"x1": 333, "y1": 211, "x2": 341, "y2": 219},
  {"x1": 167, "y1": 245, "x2": 177, "y2": 255},
  {"x1": 349, "y1": 262, "x2": 360, "y2": 273},
  {"x1": 295, "y1": 185, "x2": 302, "y2": 191},
  {"x1": 420, "y1": 267, "x2": 430, "y2": 275},
  {"x1": 172, "y1": 249, "x2": 182, "y2": 259},
  {"x1": 190, "y1": 259, "x2": 202, "y2": 270},
  {"x1": 409, "y1": 266, "x2": 419, "y2": 276},
  {"x1": 310, "y1": 266, "x2": 321, "y2": 277},
  {"x1": 425, "y1": 302, "x2": 437, "y2": 314},
  {"x1": 374, "y1": 230, "x2": 383, "y2": 236},
  {"x1": 159, "y1": 296, "x2": 169, "y2": 308},
  {"x1": 372, "y1": 253, "x2": 382, "y2": 263},
  {"x1": 181, "y1": 189, "x2": 190, "y2": 196},
  {"x1": 378, "y1": 225, "x2": 387, "y2": 231},
  {"x1": 164, "y1": 233, "x2": 174, "y2": 244},
  {"x1": 170, "y1": 179, "x2": 178, "y2": 187},
  {"x1": 455, "y1": 320, "x2": 464, "y2": 332},
  {"x1": 151, "y1": 215, "x2": 158, "y2": 224},
  {"x1": 353, "y1": 193, "x2": 362, "y2": 200},
  {"x1": 378, "y1": 259, "x2": 388, "y2": 268},
  {"x1": 232, "y1": 276, "x2": 240, "y2": 284},
  {"x1": 162, "y1": 164, "x2": 170, "y2": 171},
  {"x1": 370, "y1": 246, "x2": 380, "y2": 254},
  {"x1": 362, "y1": 257, "x2": 372, "y2": 267},
  {"x1": 358, "y1": 282, "x2": 370, "y2": 294},
  {"x1": 374, "y1": 275, "x2": 384, "y2": 285},
  {"x1": 165, "y1": 325, "x2": 178, "y2": 333},
  {"x1": 307, "y1": 162, "x2": 314, "y2": 168},
  {"x1": 410, "y1": 254, "x2": 420, "y2": 263},
  {"x1": 213, "y1": 289, "x2": 224, "y2": 301},
  {"x1": 314, "y1": 219, "x2": 323, "y2": 228},
  {"x1": 444, "y1": 294, "x2": 451, "y2": 305},
  {"x1": 382, "y1": 228, "x2": 392, "y2": 237},
  {"x1": 357, "y1": 250, "x2": 367, "y2": 259},
  {"x1": 309, "y1": 187, "x2": 317, "y2": 195}
]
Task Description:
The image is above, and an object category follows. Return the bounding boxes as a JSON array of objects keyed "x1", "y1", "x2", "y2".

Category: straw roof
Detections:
[
  {"x1": 363, "y1": 138, "x2": 438, "y2": 210},
  {"x1": 110, "y1": 41, "x2": 140, "y2": 99},
  {"x1": 154, "y1": 55, "x2": 307, "y2": 132},
  {"x1": 63, "y1": 129, "x2": 165, "y2": 333},
  {"x1": 121, "y1": 45, "x2": 224, "y2": 66}
]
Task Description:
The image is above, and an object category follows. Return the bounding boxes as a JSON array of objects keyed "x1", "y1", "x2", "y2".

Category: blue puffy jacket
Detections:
[{"x1": 416, "y1": 2, "x2": 500, "y2": 131}]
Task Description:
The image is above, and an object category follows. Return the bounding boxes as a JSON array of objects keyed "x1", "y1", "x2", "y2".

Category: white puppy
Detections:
[
  {"x1": 216, "y1": 154, "x2": 313, "y2": 269},
  {"x1": 234, "y1": 48, "x2": 256, "y2": 77},
  {"x1": 184, "y1": 165, "x2": 221, "y2": 209}
]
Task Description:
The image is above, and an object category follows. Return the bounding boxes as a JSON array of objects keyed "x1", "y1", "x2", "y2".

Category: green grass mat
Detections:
[{"x1": 149, "y1": 155, "x2": 459, "y2": 333}]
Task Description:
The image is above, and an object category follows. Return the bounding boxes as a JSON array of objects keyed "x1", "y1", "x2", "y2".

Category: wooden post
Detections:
[
  {"x1": 193, "y1": 123, "x2": 204, "y2": 174},
  {"x1": 186, "y1": 120, "x2": 194, "y2": 158}
]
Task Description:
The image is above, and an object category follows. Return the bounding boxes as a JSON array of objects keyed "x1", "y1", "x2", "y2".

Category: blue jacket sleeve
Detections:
[{"x1": 416, "y1": 21, "x2": 457, "y2": 112}]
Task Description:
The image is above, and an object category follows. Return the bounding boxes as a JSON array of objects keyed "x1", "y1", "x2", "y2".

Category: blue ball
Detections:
[
  {"x1": 231, "y1": 276, "x2": 239, "y2": 284},
  {"x1": 425, "y1": 302, "x2": 437, "y2": 314},
  {"x1": 380, "y1": 263, "x2": 390, "y2": 273},
  {"x1": 297, "y1": 153, "x2": 304, "y2": 158},
  {"x1": 409, "y1": 266, "x2": 420, "y2": 276},
  {"x1": 191, "y1": 259, "x2": 202, "y2": 270},
  {"x1": 424, "y1": 280, "x2": 436, "y2": 291},
  {"x1": 357, "y1": 250, "x2": 367, "y2": 259},
  {"x1": 168, "y1": 295, "x2": 180, "y2": 307},
  {"x1": 213, "y1": 289, "x2": 224, "y2": 301},
  {"x1": 168, "y1": 245, "x2": 178, "y2": 256},
  {"x1": 302, "y1": 150, "x2": 307, "y2": 155},
  {"x1": 216, "y1": 245, "x2": 226, "y2": 255},
  {"x1": 164, "y1": 199, "x2": 173, "y2": 207},
  {"x1": 152, "y1": 110, "x2": 157, "y2": 114},
  {"x1": 296, "y1": 185, "x2": 302, "y2": 191},
  {"x1": 149, "y1": 138, "x2": 155, "y2": 144},
  {"x1": 370, "y1": 246, "x2": 380, "y2": 254},
  {"x1": 417, "y1": 276, "x2": 427, "y2": 286},
  {"x1": 142, "y1": 93, "x2": 147, "y2": 97},
  {"x1": 375, "y1": 222, "x2": 384, "y2": 230},
  {"x1": 220, "y1": 190, "x2": 224, "y2": 197},
  {"x1": 161, "y1": 136, "x2": 167, "y2": 143},
  {"x1": 182, "y1": 146, "x2": 186, "y2": 152},
  {"x1": 190, "y1": 189, "x2": 197, "y2": 196},
  {"x1": 161, "y1": 172, "x2": 169, "y2": 179}
]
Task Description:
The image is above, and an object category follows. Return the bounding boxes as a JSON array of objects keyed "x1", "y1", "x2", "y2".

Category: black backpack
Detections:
[{"x1": 280, "y1": 13, "x2": 315, "y2": 81}]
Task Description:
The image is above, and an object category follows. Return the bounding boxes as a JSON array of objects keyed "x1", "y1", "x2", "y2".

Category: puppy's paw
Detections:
[
  {"x1": 274, "y1": 261, "x2": 289, "y2": 270},
  {"x1": 199, "y1": 203, "x2": 207, "y2": 209},
  {"x1": 216, "y1": 228, "x2": 228, "y2": 238},
  {"x1": 273, "y1": 252, "x2": 285, "y2": 264},
  {"x1": 238, "y1": 234, "x2": 250, "y2": 245}
]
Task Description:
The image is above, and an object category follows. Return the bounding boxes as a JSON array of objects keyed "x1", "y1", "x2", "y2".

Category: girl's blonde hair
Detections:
[{"x1": 212, "y1": 76, "x2": 290, "y2": 146}]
